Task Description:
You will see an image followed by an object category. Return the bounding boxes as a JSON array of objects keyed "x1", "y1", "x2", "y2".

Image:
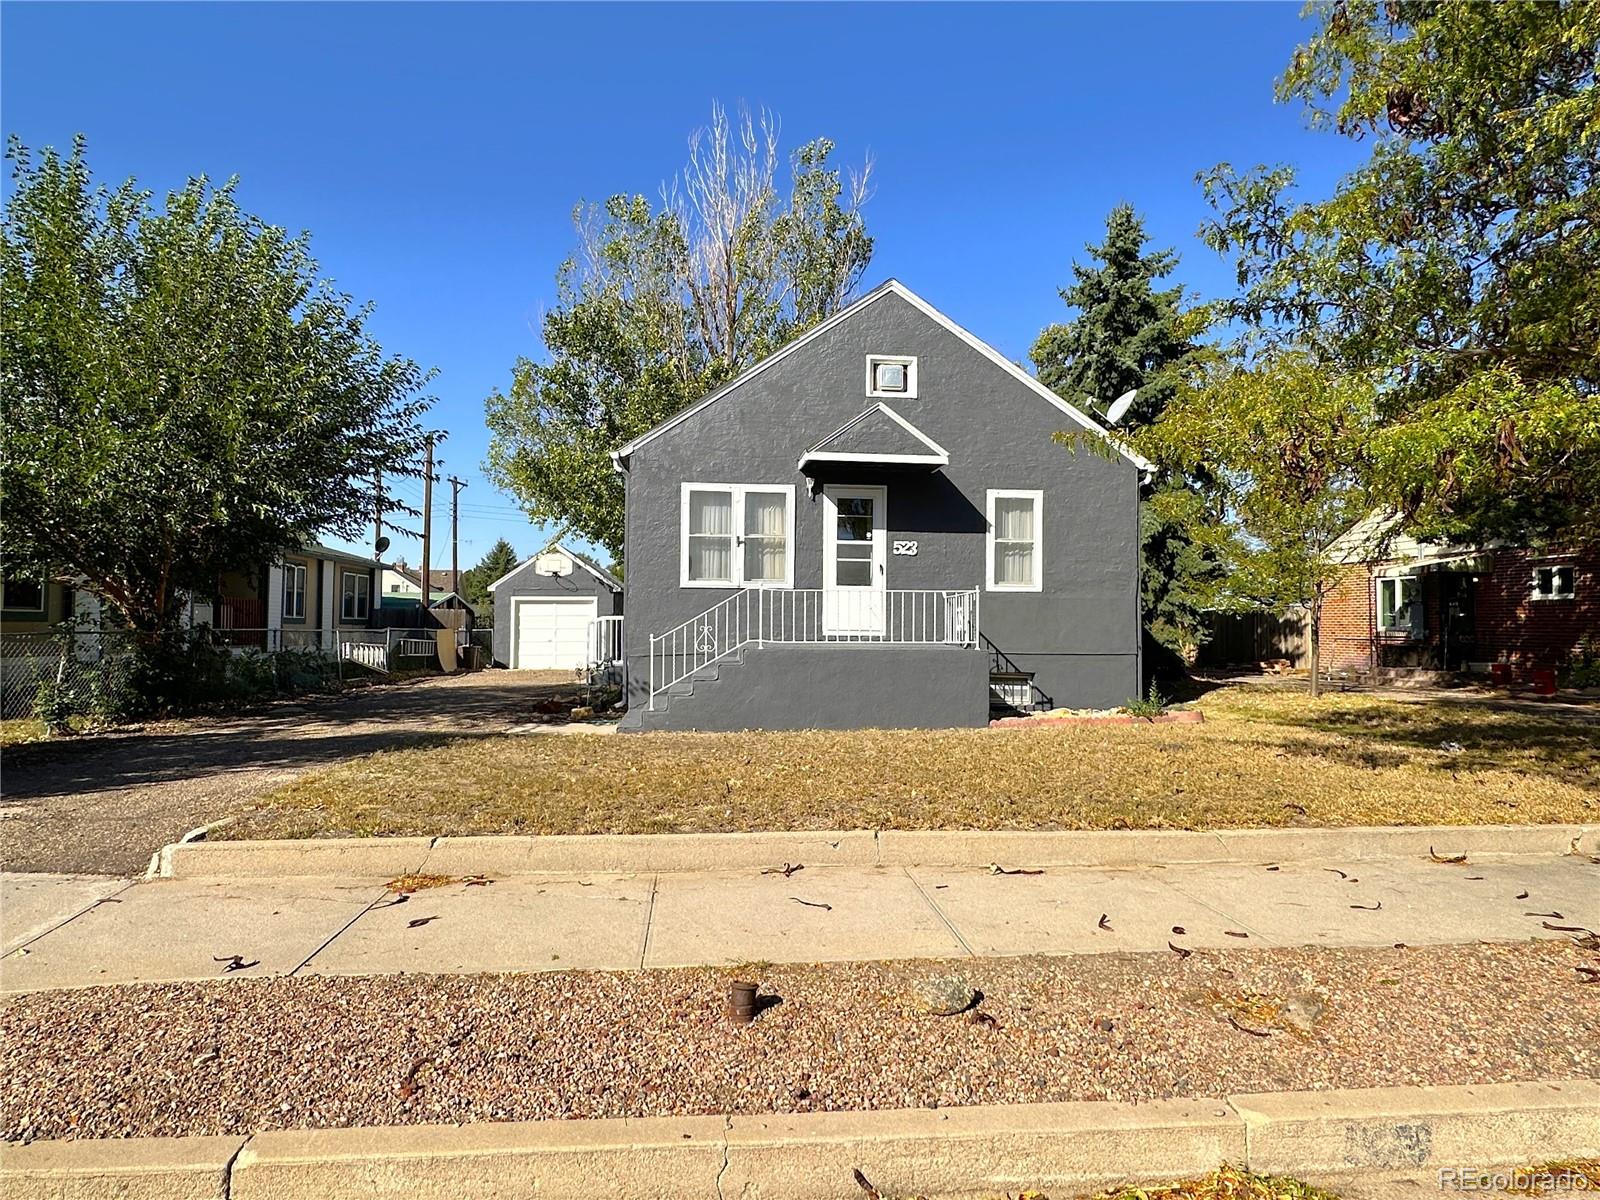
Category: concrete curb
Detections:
[
  {"x1": 3, "y1": 1081, "x2": 1594, "y2": 1199},
  {"x1": 155, "y1": 822, "x2": 1600, "y2": 878}
]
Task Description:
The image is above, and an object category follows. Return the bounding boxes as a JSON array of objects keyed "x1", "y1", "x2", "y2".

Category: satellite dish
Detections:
[
  {"x1": 374, "y1": 535, "x2": 391, "y2": 556},
  {"x1": 535, "y1": 551, "x2": 574, "y2": 577},
  {"x1": 1104, "y1": 389, "x2": 1138, "y2": 426}
]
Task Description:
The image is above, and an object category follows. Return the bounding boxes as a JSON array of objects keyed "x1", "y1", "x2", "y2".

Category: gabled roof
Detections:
[
  {"x1": 798, "y1": 403, "x2": 950, "y2": 469},
  {"x1": 611, "y1": 278, "x2": 1153, "y2": 475},
  {"x1": 486, "y1": 538, "x2": 622, "y2": 593}
]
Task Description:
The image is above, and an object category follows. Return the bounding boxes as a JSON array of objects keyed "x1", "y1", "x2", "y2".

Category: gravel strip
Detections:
[{"x1": 3, "y1": 940, "x2": 1596, "y2": 1143}]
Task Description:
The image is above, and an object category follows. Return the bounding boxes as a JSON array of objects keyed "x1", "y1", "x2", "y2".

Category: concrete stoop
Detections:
[
  {"x1": 3, "y1": 1080, "x2": 1595, "y2": 1200},
  {"x1": 152, "y1": 823, "x2": 1600, "y2": 879}
]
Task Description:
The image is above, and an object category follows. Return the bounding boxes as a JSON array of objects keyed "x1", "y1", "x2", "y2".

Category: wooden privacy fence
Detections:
[{"x1": 1196, "y1": 608, "x2": 1312, "y2": 669}]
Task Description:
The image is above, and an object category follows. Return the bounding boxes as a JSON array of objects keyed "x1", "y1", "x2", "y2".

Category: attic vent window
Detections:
[{"x1": 866, "y1": 354, "x2": 918, "y2": 399}]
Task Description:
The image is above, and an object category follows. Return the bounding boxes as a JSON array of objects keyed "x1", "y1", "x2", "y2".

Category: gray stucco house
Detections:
[
  {"x1": 488, "y1": 540, "x2": 622, "y2": 670},
  {"x1": 612, "y1": 279, "x2": 1150, "y2": 732}
]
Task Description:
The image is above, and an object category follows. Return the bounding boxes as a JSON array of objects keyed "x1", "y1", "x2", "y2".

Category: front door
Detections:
[{"x1": 823, "y1": 484, "x2": 886, "y2": 636}]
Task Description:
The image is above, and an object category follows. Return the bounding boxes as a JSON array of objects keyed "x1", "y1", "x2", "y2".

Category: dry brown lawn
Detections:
[{"x1": 225, "y1": 683, "x2": 1600, "y2": 841}]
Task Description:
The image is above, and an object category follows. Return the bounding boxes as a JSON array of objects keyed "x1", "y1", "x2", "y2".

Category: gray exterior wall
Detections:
[
  {"x1": 620, "y1": 287, "x2": 1142, "y2": 726},
  {"x1": 492, "y1": 558, "x2": 622, "y2": 668}
]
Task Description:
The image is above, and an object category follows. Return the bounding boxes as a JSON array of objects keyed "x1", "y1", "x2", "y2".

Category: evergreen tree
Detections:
[
  {"x1": 1030, "y1": 203, "x2": 1199, "y2": 430},
  {"x1": 459, "y1": 538, "x2": 519, "y2": 626},
  {"x1": 1031, "y1": 205, "x2": 1218, "y2": 669}
]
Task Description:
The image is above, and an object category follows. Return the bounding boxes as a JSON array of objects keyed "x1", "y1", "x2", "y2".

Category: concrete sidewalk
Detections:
[{"x1": 4, "y1": 851, "x2": 1595, "y2": 992}]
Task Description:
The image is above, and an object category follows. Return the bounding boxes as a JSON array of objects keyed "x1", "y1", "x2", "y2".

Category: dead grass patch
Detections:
[
  {"x1": 1086, "y1": 1165, "x2": 1341, "y2": 1200},
  {"x1": 226, "y1": 683, "x2": 1599, "y2": 841}
]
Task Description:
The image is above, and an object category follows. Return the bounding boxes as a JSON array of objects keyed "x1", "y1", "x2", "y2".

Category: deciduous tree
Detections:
[
  {"x1": 1200, "y1": 0, "x2": 1600, "y2": 546},
  {"x1": 0, "y1": 137, "x2": 434, "y2": 633},
  {"x1": 485, "y1": 104, "x2": 873, "y2": 554}
]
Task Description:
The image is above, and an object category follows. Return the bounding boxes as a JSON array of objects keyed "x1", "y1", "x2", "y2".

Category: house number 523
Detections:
[{"x1": 892, "y1": 540, "x2": 918, "y2": 556}]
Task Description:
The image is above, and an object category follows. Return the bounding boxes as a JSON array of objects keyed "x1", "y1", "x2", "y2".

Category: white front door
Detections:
[
  {"x1": 823, "y1": 484, "x2": 886, "y2": 636},
  {"x1": 513, "y1": 597, "x2": 598, "y2": 670}
]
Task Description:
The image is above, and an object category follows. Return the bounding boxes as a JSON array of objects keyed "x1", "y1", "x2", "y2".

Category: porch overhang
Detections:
[{"x1": 797, "y1": 402, "x2": 950, "y2": 471}]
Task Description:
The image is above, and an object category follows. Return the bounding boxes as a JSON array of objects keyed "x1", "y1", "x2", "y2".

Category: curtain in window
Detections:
[
  {"x1": 743, "y1": 491, "x2": 788, "y2": 582},
  {"x1": 994, "y1": 497, "x2": 1036, "y2": 586},
  {"x1": 688, "y1": 490, "x2": 734, "y2": 582}
]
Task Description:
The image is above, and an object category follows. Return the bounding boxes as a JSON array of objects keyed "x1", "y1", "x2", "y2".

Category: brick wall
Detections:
[
  {"x1": 1315, "y1": 547, "x2": 1599, "y2": 675},
  {"x1": 1317, "y1": 564, "x2": 1373, "y2": 670}
]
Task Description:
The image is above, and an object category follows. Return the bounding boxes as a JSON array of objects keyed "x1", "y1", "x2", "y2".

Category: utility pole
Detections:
[
  {"x1": 448, "y1": 475, "x2": 467, "y2": 599},
  {"x1": 420, "y1": 436, "x2": 435, "y2": 626}
]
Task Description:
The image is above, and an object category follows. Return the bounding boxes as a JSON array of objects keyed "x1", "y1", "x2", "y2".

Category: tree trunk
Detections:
[{"x1": 1308, "y1": 594, "x2": 1322, "y2": 700}]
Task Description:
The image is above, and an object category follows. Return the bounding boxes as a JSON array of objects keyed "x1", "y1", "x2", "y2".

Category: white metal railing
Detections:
[
  {"x1": 648, "y1": 587, "x2": 978, "y2": 710},
  {"x1": 590, "y1": 615, "x2": 624, "y2": 666}
]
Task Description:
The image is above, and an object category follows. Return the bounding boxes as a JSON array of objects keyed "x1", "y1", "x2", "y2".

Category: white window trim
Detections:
[
  {"x1": 679, "y1": 482, "x2": 796, "y2": 589},
  {"x1": 341, "y1": 570, "x2": 371, "y2": 621},
  {"x1": 1376, "y1": 574, "x2": 1421, "y2": 632},
  {"x1": 282, "y1": 562, "x2": 307, "y2": 619},
  {"x1": 1530, "y1": 565, "x2": 1575, "y2": 601},
  {"x1": 0, "y1": 574, "x2": 47, "y2": 615},
  {"x1": 985, "y1": 488, "x2": 1044, "y2": 593},
  {"x1": 865, "y1": 354, "x2": 918, "y2": 400}
]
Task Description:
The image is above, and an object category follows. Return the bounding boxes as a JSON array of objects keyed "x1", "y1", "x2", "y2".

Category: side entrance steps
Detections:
[{"x1": 617, "y1": 651, "x2": 746, "y2": 731}]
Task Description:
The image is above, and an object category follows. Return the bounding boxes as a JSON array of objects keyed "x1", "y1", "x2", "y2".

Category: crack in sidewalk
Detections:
[{"x1": 714, "y1": 1114, "x2": 732, "y2": 1200}]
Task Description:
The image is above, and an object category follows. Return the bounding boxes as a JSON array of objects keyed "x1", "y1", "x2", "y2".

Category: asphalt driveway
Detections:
[{"x1": 0, "y1": 671, "x2": 579, "y2": 876}]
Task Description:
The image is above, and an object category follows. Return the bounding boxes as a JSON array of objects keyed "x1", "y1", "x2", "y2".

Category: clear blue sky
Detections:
[{"x1": 2, "y1": 1, "x2": 1360, "y2": 567}]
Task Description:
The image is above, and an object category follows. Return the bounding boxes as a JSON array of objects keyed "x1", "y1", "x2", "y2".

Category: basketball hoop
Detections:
[{"x1": 535, "y1": 552, "x2": 574, "y2": 578}]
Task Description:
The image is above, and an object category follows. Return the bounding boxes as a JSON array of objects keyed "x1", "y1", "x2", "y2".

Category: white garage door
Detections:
[{"x1": 512, "y1": 597, "x2": 598, "y2": 670}]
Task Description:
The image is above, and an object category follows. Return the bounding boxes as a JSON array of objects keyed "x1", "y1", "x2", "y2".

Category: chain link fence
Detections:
[
  {"x1": 1, "y1": 630, "x2": 140, "y2": 721},
  {"x1": 2, "y1": 625, "x2": 493, "y2": 722}
]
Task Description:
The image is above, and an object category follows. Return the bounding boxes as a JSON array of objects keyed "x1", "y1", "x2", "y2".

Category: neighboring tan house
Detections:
[
  {"x1": 207, "y1": 542, "x2": 382, "y2": 650},
  {"x1": 1320, "y1": 513, "x2": 1598, "y2": 680},
  {"x1": 609, "y1": 279, "x2": 1150, "y2": 732},
  {"x1": 487, "y1": 539, "x2": 623, "y2": 671},
  {"x1": 0, "y1": 572, "x2": 78, "y2": 635}
]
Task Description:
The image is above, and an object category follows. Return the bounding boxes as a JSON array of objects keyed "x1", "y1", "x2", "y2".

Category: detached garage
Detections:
[{"x1": 488, "y1": 541, "x2": 623, "y2": 671}]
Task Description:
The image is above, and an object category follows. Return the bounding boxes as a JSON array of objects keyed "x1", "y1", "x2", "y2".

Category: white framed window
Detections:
[
  {"x1": 986, "y1": 489, "x2": 1043, "y2": 592},
  {"x1": 1377, "y1": 575, "x2": 1420, "y2": 632},
  {"x1": 282, "y1": 562, "x2": 307, "y2": 620},
  {"x1": 680, "y1": 483, "x2": 795, "y2": 588},
  {"x1": 341, "y1": 570, "x2": 370, "y2": 621},
  {"x1": 866, "y1": 354, "x2": 918, "y2": 399},
  {"x1": 1532, "y1": 564, "x2": 1575, "y2": 601},
  {"x1": 1, "y1": 574, "x2": 46, "y2": 615}
]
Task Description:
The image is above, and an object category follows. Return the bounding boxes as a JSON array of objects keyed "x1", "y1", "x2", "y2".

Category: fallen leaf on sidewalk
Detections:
[
  {"x1": 1429, "y1": 848, "x2": 1468, "y2": 864},
  {"x1": 1169, "y1": 941, "x2": 1192, "y2": 959},
  {"x1": 374, "y1": 894, "x2": 409, "y2": 909},
  {"x1": 1323, "y1": 868, "x2": 1348, "y2": 879},
  {"x1": 1172, "y1": 926, "x2": 1186, "y2": 935},
  {"x1": 212, "y1": 955, "x2": 259, "y2": 973},
  {"x1": 791, "y1": 897, "x2": 832, "y2": 911},
  {"x1": 1516, "y1": 891, "x2": 1530, "y2": 900},
  {"x1": 407, "y1": 917, "x2": 440, "y2": 928},
  {"x1": 1225, "y1": 930, "x2": 1250, "y2": 938},
  {"x1": 1543, "y1": 921, "x2": 1596, "y2": 934},
  {"x1": 761, "y1": 863, "x2": 804, "y2": 877},
  {"x1": 1097, "y1": 913, "x2": 1112, "y2": 931},
  {"x1": 1525, "y1": 911, "x2": 1564, "y2": 919},
  {"x1": 988, "y1": 864, "x2": 1045, "y2": 876},
  {"x1": 1263, "y1": 864, "x2": 1281, "y2": 871},
  {"x1": 852, "y1": 1168, "x2": 882, "y2": 1200},
  {"x1": 461, "y1": 876, "x2": 494, "y2": 888},
  {"x1": 1350, "y1": 902, "x2": 1382, "y2": 911}
]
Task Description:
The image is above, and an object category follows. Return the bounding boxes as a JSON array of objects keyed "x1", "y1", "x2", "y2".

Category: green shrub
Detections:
[
  {"x1": 1121, "y1": 681, "x2": 1168, "y2": 719},
  {"x1": 30, "y1": 677, "x2": 73, "y2": 733}
]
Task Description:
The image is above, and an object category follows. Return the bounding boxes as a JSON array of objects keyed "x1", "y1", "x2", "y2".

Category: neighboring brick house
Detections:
[{"x1": 1320, "y1": 513, "x2": 1598, "y2": 680}]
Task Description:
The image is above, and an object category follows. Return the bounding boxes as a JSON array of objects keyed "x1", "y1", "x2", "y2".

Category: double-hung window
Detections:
[
  {"x1": 1532, "y1": 564, "x2": 1575, "y2": 601},
  {"x1": 341, "y1": 571, "x2": 370, "y2": 621},
  {"x1": 986, "y1": 489, "x2": 1042, "y2": 591},
  {"x1": 681, "y1": 483, "x2": 794, "y2": 587},
  {"x1": 1376, "y1": 575, "x2": 1420, "y2": 633},
  {"x1": 0, "y1": 574, "x2": 45, "y2": 614},
  {"x1": 282, "y1": 562, "x2": 307, "y2": 620}
]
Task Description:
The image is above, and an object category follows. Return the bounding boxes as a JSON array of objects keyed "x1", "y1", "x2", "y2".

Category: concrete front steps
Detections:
[
  {"x1": 3, "y1": 1080, "x2": 1595, "y2": 1199},
  {"x1": 616, "y1": 651, "x2": 747, "y2": 731}
]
